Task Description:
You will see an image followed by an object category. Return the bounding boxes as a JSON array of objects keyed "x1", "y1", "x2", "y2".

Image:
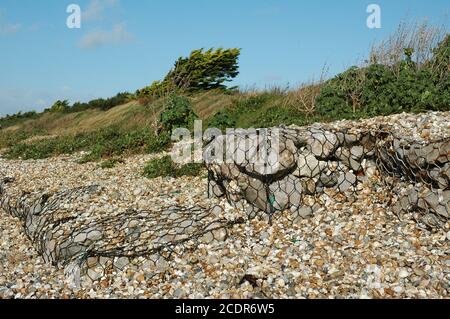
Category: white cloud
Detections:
[
  {"x1": 79, "y1": 23, "x2": 134, "y2": 49},
  {"x1": 83, "y1": 0, "x2": 119, "y2": 21},
  {"x1": 0, "y1": 23, "x2": 20, "y2": 34},
  {"x1": 0, "y1": 10, "x2": 21, "y2": 35}
]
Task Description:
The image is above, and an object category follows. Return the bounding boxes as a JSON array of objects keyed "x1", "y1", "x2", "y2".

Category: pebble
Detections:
[{"x1": 0, "y1": 112, "x2": 448, "y2": 299}]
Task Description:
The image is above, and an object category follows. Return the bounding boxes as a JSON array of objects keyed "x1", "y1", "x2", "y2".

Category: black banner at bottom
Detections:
[{"x1": 0, "y1": 299, "x2": 444, "y2": 318}]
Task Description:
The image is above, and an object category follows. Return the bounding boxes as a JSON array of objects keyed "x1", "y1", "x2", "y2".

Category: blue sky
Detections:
[{"x1": 0, "y1": 0, "x2": 448, "y2": 116}]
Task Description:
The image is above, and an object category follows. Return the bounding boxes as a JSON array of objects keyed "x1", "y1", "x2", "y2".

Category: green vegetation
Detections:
[
  {"x1": 143, "y1": 155, "x2": 204, "y2": 179},
  {"x1": 207, "y1": 110, "x2": 236, "y2": 131},
  {"x1": 0, "y1": 23, "x2": 448, "y2": 163},
  {"x1": 69, "y1": 92, "x2": 132, "y2": 112},
  {"x1": 316, "y1": 35, "x2": 450, "y2": 119},
  {"x1": 4, "y1": 125, "x2": 170, "y2": 161},
  {"x1": 49, "y1": 100, "x2": 70, "y2": 113},
  {"x1": 1, "y1": 95, "x2": 200, "y2": 161},
  {"x1": 145, "y1": 132, "x2": 171, "y2": 154},
  {"x1": 159, "y1": 94, "x2": 198, "y2": 132},
  {"x1": 137, "y1": 48, "x2": 240, "y2": 99},
  {"x1": 99, "y1": 158, "x2": 124, "y2": 169},
  {"x1": 0, "y1": 111, "x2": 39, "y2": 129}
]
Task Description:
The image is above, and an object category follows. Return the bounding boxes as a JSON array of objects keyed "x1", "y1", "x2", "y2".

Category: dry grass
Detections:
[
  {"x1": 190, "y1": 90, "x2": 235, "y2": 118},
  {"x1": 3, "y1": 102, "x2": 151, "y2": 136},
  {"x1": 283, "y1": 83, "x2": 323, "y2": 114},
  {"x1": 369, "y1": 20, "x2": 447, "y2": 71}
]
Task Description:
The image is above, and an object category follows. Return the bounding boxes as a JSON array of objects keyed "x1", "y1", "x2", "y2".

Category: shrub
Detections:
[
  {"x1": 160, "y1": 94, "x2": 198, "y2": 132},
  {"x1": 208, "y1": 110, "x2": 236, "y2": 131},
  {"x1": 146, "y1": 132, "x2": 171, "y2": 153},
  {"x1": 143, "y1": 156, "x2": 175, "y2": 178},
  {"x1": 143, "y1": 155, "x2": 204, "y2": 179},
  {"x1": 316, "y1": 32, "x2": 450, "y2": 119},
  {"x1": 69, "y1": 92, "x2": 132, "y2": 113},
  {"x1": 254, "y1": 106, "x2": 309, "y2": 128},
  {"x1": 0, "y1": 111, "x2": 39, "y2": 129},
  {"x1": 176, "y1": 162, "x2": 204, "y2": 177},
  {"x1": 99, "y1": 158, "x2": 123, "y2": 169},
  {"x1": 5, "y1": 134, "x2": 88, "y2": 160},
  {"x1": 233, "y1": 94, "x2": 272, "y2": 112}
]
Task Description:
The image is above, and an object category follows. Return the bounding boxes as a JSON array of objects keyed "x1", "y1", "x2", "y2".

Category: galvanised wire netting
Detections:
[
  {"x1": 205, "y1": 126, "x2": 449, "y2": 227},
  {"x1": 0, "y1": 124, "x2": 448, "y2": 282}
]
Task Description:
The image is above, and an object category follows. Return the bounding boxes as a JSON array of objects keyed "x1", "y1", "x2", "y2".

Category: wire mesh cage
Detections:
[{"x1": 0, "y1": 123, "x2": 448, "y2": 286}]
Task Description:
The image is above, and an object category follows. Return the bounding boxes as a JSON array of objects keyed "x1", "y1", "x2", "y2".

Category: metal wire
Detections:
[{"x1": 0, "y1": 124, "x2": 448, "y2": 283}]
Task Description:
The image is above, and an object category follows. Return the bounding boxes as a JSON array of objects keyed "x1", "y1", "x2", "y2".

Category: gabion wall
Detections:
[
  {"x1": 205, "y1": 126, "x2": 449, "y2": 227},
  {"x1": 0, "y1": 124, "x2": 448, "y2": 284},
  {"x1": 0, "y1": 181, "x2": 242, "y2": 285}
]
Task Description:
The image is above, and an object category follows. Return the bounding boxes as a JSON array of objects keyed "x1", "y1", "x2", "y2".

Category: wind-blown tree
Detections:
[
  {"x1": 49, "y1": 100, "x2": 70, "y2": 113},
  {"x1": 167, "y1": 48, "x2": 241, "y2": 90},
  {"x1": 137, "y1": 48, "x2": 241, "y2": 98}
]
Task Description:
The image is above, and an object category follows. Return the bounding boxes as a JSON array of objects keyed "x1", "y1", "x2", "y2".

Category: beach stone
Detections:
[
  {"x1": 269, "y1": 174, "x2": 303, "y2": 210},
  {"x1": 294, "y1": 152, "x2": 326, "y2": 178},
  {"x1": 337, "y1": 172, "x2": 357, "y2": 192},
  {"x1": 308, "y1": 130, "x2": 339, "y2": 159},
  {"x1": 114, "y1": 257, "x2": 129, "y2": 270}
]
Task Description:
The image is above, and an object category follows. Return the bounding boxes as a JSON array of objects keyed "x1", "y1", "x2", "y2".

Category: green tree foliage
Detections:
[
  {"x1": 0, "y1": 111, "x2": 38, "y2": 129},
  {"x1": 49, "y1": 100, "x2": 70, "y2": 113},
  {"x1": 167, "y1": 48, "x2": 241, "y2": 90},
  {"x1": 137, "y1": 48, "x2": 241, "y2": 98},
  {"x1": 71, "y1": 92, "x2": 132, "y2": 112}
]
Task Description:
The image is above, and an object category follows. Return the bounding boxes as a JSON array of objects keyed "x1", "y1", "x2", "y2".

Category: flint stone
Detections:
[
  {"x1": 335, "y1": 148, "x2": 363, "y2": 172},
  {"x1": 308, "y1": 130, "x2": 339, "y2": 159},
  {"x1": 318, "y1": 172, "x2": 339, "y2": 188},
  {"x1": 343, "y1": 133, "x2": 359, "y2": 145},
  {"x1": 301, "y1": 178, "x2": 318, "y2": 195},
  {"x1": 350, "y1": 146, "x2": 364, "y2": 160},
  {"x1": 292, "y1": 205, "x2": 320, "y2": 224},
  {"x1": 208, "y1": 179, "x2": 224, "y2": 198},
  {"x1": 59, "y1": 243, "x2": 86, "y2": 261},
  {"x1": 244, "y1": 137, "x2": 296, "y2": 178},
  {"x1": 337, "y1": 172, "x2": 357, "y2": 192},
  {"x1": 360, "y1": 132, "x2": 375, "y2": 152},
  {"x1": 407, "y1": 143, "x2": 444, "y2": 166},
  {"x1": 237, "y1": 177, "x2": 268, "y2": 212},
  {"x1": 436, "y1": 141, "x2": 450, "y2": 164},
  {"x1": 429, "y1": 168, "x2": 448, "y2": 189},
  {"x1": 114, "y1": 257, "x2": 129, "y2": 270},
  {"x1": 443, "y1": 163, "x2": 450, "y2": 179},
  {"x1": 294, "y1": 152, "x2": 327, "y2": 178},
  {"x1": 86, "y1": 230, "x2": 102, "y2": 242},
  {"x1": 269, "y1": 174, "x2": 303, "y2": 210},
  {"x1": 64, "y1": 261, "x2": 81, "y2": 289},
  {"x1": 87, "y1": 268, "x2": 102, "y2": 281}
]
